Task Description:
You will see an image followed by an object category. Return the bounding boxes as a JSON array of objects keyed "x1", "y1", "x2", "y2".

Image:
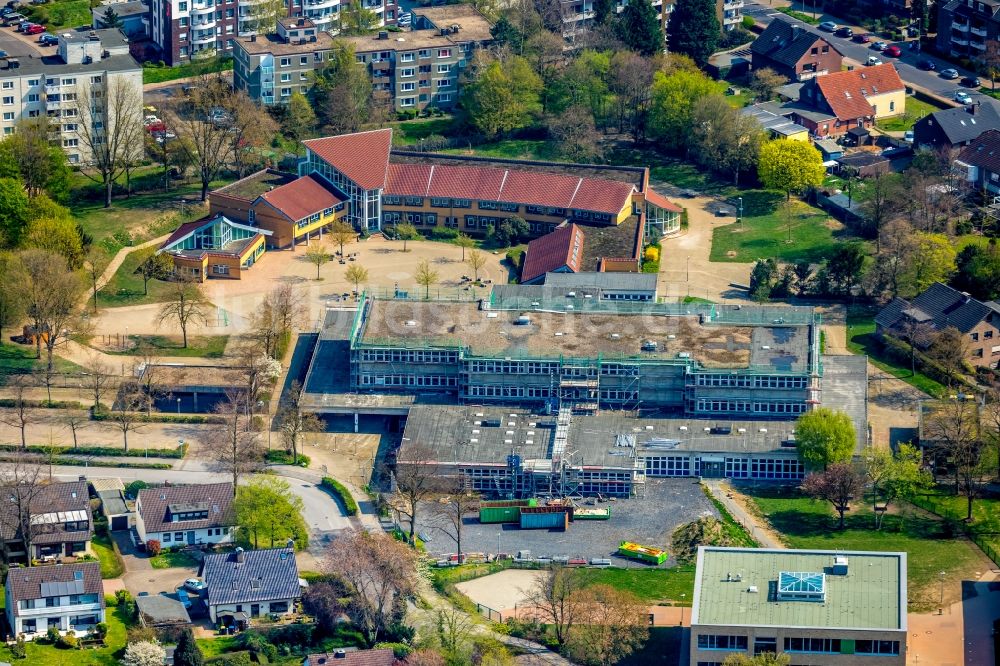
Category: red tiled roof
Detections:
[
  {"x1": 303, "y1": 129, "x2": 393, "y2": 190},
  {"x1": 521, "y1": 224, "x2": 585, "y2": 284},
  {"x1": 813, "y1": 64, "x2": 904, "y2": 121},
  {"x1": 385, "y1": 162, "x2": 634, "y2": 215},
  {"x1": 644, "y1": 189, "x2": 683, "y2": 213},
  {"x1": 259, "y1": 174, "x2": 345, "y2": 222},
  {"x1": 304, "y1": 649, "x2": 396, "y2": 666}
]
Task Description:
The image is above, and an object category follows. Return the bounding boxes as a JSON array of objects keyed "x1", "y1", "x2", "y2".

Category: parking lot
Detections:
[
  {"x1": 412, "y1": 478, "x2": 719, "y2": 566},
  {"x1": 0, "y1": 20, "x2": 42, "y2": 58}
]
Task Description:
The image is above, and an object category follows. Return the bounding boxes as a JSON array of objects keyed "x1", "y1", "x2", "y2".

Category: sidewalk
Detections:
[{"x1": 702, "y1": 479, "x2": 784, "y2": 549}]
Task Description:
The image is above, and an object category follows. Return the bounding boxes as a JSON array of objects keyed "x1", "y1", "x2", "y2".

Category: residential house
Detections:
[
  {"x1": 690, "y1": 547, "x2": 906, "y2": 664},
  {"x1": 0, "y1": 480, "x2": 92, "y2": 562},
  {"x1": 92, "y1": 0, "x2": 151, "y2": 38},
  {"x1": 158, "y1": 214, "x2": 271, "y2": 281},
  {"x1": 742, "y1": 103, "x2": 811, "y2": 141},
  {"x1": 955, "y1": 128, "x2": 1000, "y2": 196},
  {"x1": 202, "y1": 547, "x2": 302, "y2": 626},
  {"x1": 750, "y1": 18, "x2": 844, "y2": 81},
  {"x1": 4, "y1": 562, "x2": 105, "y2": 640},
  {"x1": 135, "y1": 482, "x2": 236, "y2": 548},
  {"x1": 936, "y1": 0, "x2": 999, "y2": 61},
  {"x1": 0, "y1": 29, "x2": 142, "y2": 164},
  {"x1": 875, "y1": 282, "x2": 1000, "y2": 368},
  {"x1": 232, "y1": 18, "x2": 336, "y2": 105},
  {"x1": 913, "y1": 102, "x2": 1000, "y2": 155},
  {"x1": 304, "y1": 649, "x2": 397, "y2": 666},
  {"x1": 339, "y1": 5, "x2": 493, "y2": 113},
  {"x1": 795, "y1": 64, "x2": 906, "y2": 137}
]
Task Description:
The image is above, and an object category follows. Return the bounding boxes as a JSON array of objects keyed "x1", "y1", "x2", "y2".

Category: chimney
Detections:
[
  {"x1": 378, "y1": 30, "x2": 388, "y2": 39},
  {"x1": 250, "y1": 34, "x2": 256, "y2": 42},
  {"x1": 235, "y1": 546, "x2": 244, "y2": 563},
  {"x1": 334, "y1": 650, "x2": 347, "y2": 659},
  {"x1": 286, "y1": 538, "x2": 294, "y2": 549},
  {"x1": 970, "y1": 102, "x2": 980, "y2": 115}
]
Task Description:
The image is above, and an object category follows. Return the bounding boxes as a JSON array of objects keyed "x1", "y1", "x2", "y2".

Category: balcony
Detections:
[
  {"x1": 19, "y1": 602, "x2": 102, "y2": 618},
  {"x1": 971, "y1": 39, "x2": 987, "y2": 50},
  {"x1": 190, "y1": 18, "x2": 217, "y2": 30},
  {"x1": 971, "y1": 26, "x2": 988, "y2": 37},
  {"x1": 953, "y1": 21, "x2": 970, "y2": 32},
  {"x1": 191, "y1": 31, "x2": 216, "y2": 44},
  {"x1": 952, "y1": 37, "x2": 970, "y2": 46},
  {"x1": 724, "y1": 0, "x2": 743, "y2": 7}
]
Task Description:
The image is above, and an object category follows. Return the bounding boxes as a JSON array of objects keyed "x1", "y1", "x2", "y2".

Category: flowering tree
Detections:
[{"x1": 120, "y1": 640, "x2": 166, "y2": 666}]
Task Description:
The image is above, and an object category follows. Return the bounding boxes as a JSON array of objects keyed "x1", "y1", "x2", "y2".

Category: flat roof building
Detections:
[{"x1": 691, "y1": 547, "x2": 906, "y2": 664}]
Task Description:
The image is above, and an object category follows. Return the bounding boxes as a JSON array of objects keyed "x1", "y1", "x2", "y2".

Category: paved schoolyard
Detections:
[
  {"x1": 455, "y1": 569, "x2": 545, "y2": 615},
  {"x1": 412, "y1": 478, "x2": 718, "y2": 564}
]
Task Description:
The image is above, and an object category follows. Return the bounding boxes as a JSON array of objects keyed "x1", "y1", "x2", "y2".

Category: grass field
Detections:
[
  {"x1": 709, "y1": 192, "x2": 843, "y2": 263},
  {"x1": 102, "y1": 335, "x2": 229, "y2": 358},
  {"x1": 575, "y1": 566, "x2": 696, "y2": 604},
  {"x1": 846, "y1": 305, "x2": 947, "y2": 396},
  {"x1": 911, "y1": 491, "x2": 1000, "y2": 559},
  {"x1": 25, "y1": 0, "x2": 92, "y2": 30},
  {"x1": 443, "y1": 139, "x2": 560, "y2": 161},
  {"x1": 742, "y1": 486, "x2": 988, "y2": 612},
  {"x1": 876, "y1": 96, "x2": 945, "y2": 132},
  {"x1": 96, "y1": 252, "x2": 178, "y2": 307},
  {"x1": 393, "y1": 117, "x2": 458, "y2": 145},
  {"x1": 91, "y1": 533, "x2": 125, "y2": 579},
  {"x1": 0, "y1": 342, "x2": 86, "y2": 377},
  {"x1": 0, "y1": 605, "x2": 129, "y2": 665},
  {"x1": 142, "y1": 57, "x2": 233, "y2": 84},
  {"x1": 149, "y1": 550, "x2": 200, "y2": 569}
]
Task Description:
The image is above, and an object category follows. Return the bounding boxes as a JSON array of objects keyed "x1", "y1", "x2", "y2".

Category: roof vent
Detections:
[
  {"x1": 405, "y1": 320, "x2": 417, "y2": 327},
  {"x1": 747, "y1": 585, "x2": 759, "y2": 593},
  {"x1": 832, "y1": 555, "x2": 849, "y2": 575},
  {"x1": 515, "y1": 315, "x2": 531, "y2": 325}
]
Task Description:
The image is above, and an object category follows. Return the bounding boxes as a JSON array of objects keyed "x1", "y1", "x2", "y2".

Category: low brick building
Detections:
[
  {"x1": 795, "y1": 64, "x2": 906, "y2": 137},
  {"x1": 751, "y1": 18, "x2": 843, "y2": 81}
]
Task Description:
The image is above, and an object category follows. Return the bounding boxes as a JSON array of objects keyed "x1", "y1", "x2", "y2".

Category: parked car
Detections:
[
  {"x1": 145, "y1": 120, "x2": 168, "y2": 133},
  {"x1": 3, "y1": 12, "x2": 25, "y2": 24},
  {"x1": 835, "y1": 27, "x2": 854, "y2": 38},
  {"x1": 954, "y1": 90, "x2": 973, "y2": 104},
  {"x1": 961, "y1": 75, "x2": 982, "y2": 88},
  {"x1": 852, "y1": 33, "x2": 870, "y2": 43},
  {"x1": 819, "y1": 21, "x2": 838, "y2": 31},
  {"x1": 871, "y1": 41, "x2": 888, "y2": 51},
  {"x1": 175, "y1": 588, "x2": 192, "y2": 609},
  {"x1": 143, "y1": 114, "x2": 161, "y2": 125},
  {"x1": 38, "y1": 32, "x2": 56, "y2": 44},
  {"x1": 918, "y1": 59, "x2": 936, "y2": 71},
  {"x1": 0, "y1": 7, "x2": 13, "y2": 15},
  {"x1": 940, "y1": 68, "x2": 960, "y2": 80},
  {"x1": 24, "y1": 23, "x2": 43, "y2": 34},
  {"x1": 208, "y1": 106, "x2": 231, "y2": 125},
  {"x1": 16, "y1": 20, "x2": 34, "y2": 31},
  {"x1": 184, "y1": 578, "x2": 206, "y2": 593},
  {"x1": 884, "y1": 45, "x2": 902, "y2": 57},
  {"x1": 904, "y1": 130, "x2": 914, "y2": 143},
  {"x1": 0, "y1": 49, "x2": 7, "y2": 58},
  {"x1": 866, "y1": 56, "x2": 883, "y2": 66}
]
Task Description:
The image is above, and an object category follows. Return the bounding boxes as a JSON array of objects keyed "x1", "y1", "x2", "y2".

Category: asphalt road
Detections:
[
  {"x1": 744, "y1": 1, "x2": 995, "y2": 108},
  {"x1": 52, "y1": 463, "x2": 353, "y2": 554}
]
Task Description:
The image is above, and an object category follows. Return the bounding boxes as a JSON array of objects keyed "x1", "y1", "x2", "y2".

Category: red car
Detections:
[
  {"x1": 852, "y1": 33, "x2": 871, "y2": 43},
  {"x1": 884, "y1": 45, "x2": 902, "y2": 57},
  {"x1": 24, "y1": 23, "x2": 44, "y2": 34},
  {"x1": 145, "y1": 121, "x2": 167, "y2": 133}
]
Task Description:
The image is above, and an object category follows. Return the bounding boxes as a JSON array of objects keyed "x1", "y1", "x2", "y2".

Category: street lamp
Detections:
[
  {"x1": 176, "y1": 397, "x2": 181, "y2": 414},
  {"x1": 680, "y1": 593, "x2": 686, "y2": 626},
  {"x1": 939, "y1": 570, "x2": 946, "y2": 612},
  {"x1": 737, "y1": 197, "x2": 743, "y2": 226}
]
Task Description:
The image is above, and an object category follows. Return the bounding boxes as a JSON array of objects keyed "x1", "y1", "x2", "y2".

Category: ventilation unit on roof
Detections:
[
  {"x1": 482, "y1": 419, "x2": 501, "y2": 427},
  {"x1": 832, "y1": 556, "x2": 849, "y2": 575}
]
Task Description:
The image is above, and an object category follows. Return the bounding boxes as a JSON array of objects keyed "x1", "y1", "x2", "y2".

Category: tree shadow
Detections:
[{"x1": 729, "y1": 190, "x2": 784, "y2": 217}]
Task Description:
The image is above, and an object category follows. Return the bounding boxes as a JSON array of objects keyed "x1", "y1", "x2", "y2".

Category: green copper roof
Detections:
[{"x1": 692, "y1": 547, "x2": 906, "y2": 631}]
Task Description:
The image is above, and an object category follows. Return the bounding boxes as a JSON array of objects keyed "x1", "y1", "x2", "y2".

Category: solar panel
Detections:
[
  {"x1": 777, "y1": 571, "x2": 826, "y2": 602},
  {"x1": 40, "y1": 580, "x2": 84, "y2": 597}
]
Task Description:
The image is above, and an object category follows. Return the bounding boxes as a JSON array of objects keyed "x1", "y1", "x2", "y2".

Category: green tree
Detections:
[
  {"x1": 951, "y1": 239, "x2": 1000, "y2": 301},
  {"x1": 0, "y1": 251, "x2": 26, "y2": 343},
  {"x1": 491, "y1": 16, "x2": 526, "y2": 52},
  {"x1": 615, "y1": 0, "x2": 663, "y2": 56},
  {"x1": 749, "y1": 258, "x2": 778, "y2": 302},
  {"x1": 283, "y1": 92, "x2": 317, "y2": 150},
  {"x1": 0, "y1": 177, "x2": 30, "y2": 247},
  {"x1": 648, "y1": 68, "x2": 717, "y2": 150},
  {"x1": 863, "y1": 444, "x2": 932, "y2": 529},
  {"x1": 462, "y1": 58, "x2": 541, "y2": 139},
  {"x1": 101, "y1": 6, "x2": 123, "y2": 28},
  {"x1": 723, "y1": 653, "x2": 791, "y2": 666},
  {"x1": 689, "y1": 94, "x2": 764, "y2": 184},
  {"x1": 305, "y1": 242, "x2": 330, "y2": 280},
  {"x1": 594, "y1": 0, "x2": 615, "y2": 23},
  {"x1": 134, "y1": 247, "x2": 174, "y2": 295},
  {"x1": 0, "y1": 117, "x2": 71, "y2": 200},
  {"x1": 668, "y1": 0, "x2": 720, "y2": 66},
  {"x1": 345, "y1": 263, "x2": 369, "y2": 292},
  {"x1": 795, "y1": 408, "x2": 857, "y2": 470},
  {"x1": 825, "y1": 242, "x2": 867, "y2": 296},
  {"x1": 340, "y1": 0, "x2": 380, "y2": 34},
  {"x1": 455, "y1": 232, "x2": 475, "y2": 261},
  {"x1": 313, "y1": 44, "x2": 381, "y2": 134},
  {"x1": 235, "y1": 476, "x2": 310, "y2": 549},
  {"x1": 415, "y1": 258, "x2": 439, "y2": 298},
  {"x1": 757, "y1": 139, "x2": 825, "y2": 200},
  {"x1": 395, "y1": 222, "x2": 419, "y2": 251},
  {"x1": 173, "y1": 628, "x2": 204, "y2": 666},
  {"x1": 22, "y1": 216, "x2": 84, "y2": 269},
  {"x1": 903, "y1": 232, "x2": 956, "y2": 297}
]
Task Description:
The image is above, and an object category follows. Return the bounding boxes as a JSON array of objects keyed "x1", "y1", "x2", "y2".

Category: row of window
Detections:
[
  {"x1": 399, "y1": 93, "x2": 452, "y2": 106},
  {"x1": 466, "y1": 385, "x2": 553, "y2": 398},
  {"x1": 358, "y1": 374, "x2": 457, "y2": 387},
  {"x1": 378, "y1": 196, "x2": 616, "y2": 222},
  {"x1": 468, "y1": 360, "x2": 560, "y2": 374},
  {"x1": 359, "y1": 349, "x2": 460, "y2": 363},
  {"x1": 693, "y1": 374, "x2": 810, "y2": 389},
  {"x1": 694, "y1": 399, "x2": 808, "y2": 415},
  {"x1": 161, "y1": 527, "x2": 225, "y2": 543},
  {"x1": 643, "y1": 457, "x2": 804, "y2": 479},
  {"x1": 600, "y1": 389, "x2": 638, "y2": 401},
  {"x1": 645, "y1": 456, "x2": 691, "y2": 476}
]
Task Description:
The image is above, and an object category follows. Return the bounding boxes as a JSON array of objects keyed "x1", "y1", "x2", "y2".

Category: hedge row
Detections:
[
  {"x1": 0, "y1": 454, "x2": 172, "y2": 470},
  {"x1": 0, "y1": 399, "x2": 86, "y2": 409},
  {"x1": 91, "y1": 409, "x2": 226, "y2": 424},
  {"x1": 320, "y1": 477, "x2": 359, "y2": 516},
  {"x1": 0, "y1": 443, "x2": 187, "y2": 459}
]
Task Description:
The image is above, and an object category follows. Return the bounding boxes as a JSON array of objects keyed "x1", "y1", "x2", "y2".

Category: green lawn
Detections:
[
  {"x1": 101, "y1": 335, "x2": 229, "y2": 358},
  {"x1": 711, "y1": 80, "x2": 753, "y2": 109},
  {"x1": 149, "y1": 550, "x2": 200, "y2": 569},
  {"x1": 846, "y1": 305, "x2": 947, "y2": 397},
  {"x1": 709, "y1": 192, "x2": 843, "y2": 264},
  {"x1": 0, "y1": 342, "x2": 86, "y2": 379},
  {"x1": 142, "y1": 57, "x2": 233, "y2": 85},
  {"x1": 96, "y1": 253, "x2": 178, "y2": 307},
  {"x1": 647, "y1": 160, "x2": 738, "y2": 198},
  {"x1": 393, "y1": 117, "x2": 458, "y2": 145},
  {"x1": 25, "y1": 0, "x2": 92, "y2": 30},
  {"x1": 743, "y1": 486, "x2": 988, "y2": 612},
  {"x1": 575, "y1": 566, "x2": 696, "y2": 604},
  {"x1": 911, "y1": 492, "x2": 1000, "y2": 559},
  {"x1": 443, "y1": 139, "x2": 559, "y2": 161},
  {"x1": 776, "y1": 6, "x2": 820, "y2": 24},
  {"x1": 91, "y1": 533, "x2": 125, "y2": 579},
  {"x1": 876, "y1": 96, "x2": 946, "y2": 132},
  {"x1": 0, "y1": 605, "x2": 129, "y2": 665}
]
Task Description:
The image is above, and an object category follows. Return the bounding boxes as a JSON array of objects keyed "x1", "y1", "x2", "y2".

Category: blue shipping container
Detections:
[{"x1": 520, "y1": 510, "x2": 568, "y2": 530}]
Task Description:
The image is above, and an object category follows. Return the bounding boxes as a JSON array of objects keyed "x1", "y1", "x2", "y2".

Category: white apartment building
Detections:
[
  {"x1": 560, "y1": 0, "x2": 742, "y2": 42},
  {"x1": 151, "y1": 0, "x2": 397, "y2": 65},
  {"x1": 0, "y1": 28, "x2": 142, "y2": 164},
  {"x1": 5, "y1": 562, "x2": 106, "y2": 640}
]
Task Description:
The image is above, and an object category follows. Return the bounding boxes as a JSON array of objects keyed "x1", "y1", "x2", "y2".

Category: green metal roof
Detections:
[{"x1": 692, "y1": 547, "x2": 906, "y2": 631}]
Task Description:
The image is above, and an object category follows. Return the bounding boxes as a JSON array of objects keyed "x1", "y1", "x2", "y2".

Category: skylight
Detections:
[{"x1": 777, "y1": 571, "x2": 826, "y2": 602}]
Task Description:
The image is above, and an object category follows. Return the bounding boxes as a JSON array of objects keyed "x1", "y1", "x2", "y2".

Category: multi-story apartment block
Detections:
[
  {"x1": 936, "y1": 0, "x2": 999, "y2": 61},
  {"x1": 5, "y1": 562, "x2": 106, "y2": 640},
  {"x1": 0, "y1": 29, "x2": 141, "y2": 164},
  {"x1": 233, "y1": 17, "x2": 335, "y2": 104},
  {"x1": 691, "y1": 547, "x2": 907, "y2": 665},
  {"x1": 560, "y1": 0, "x2": 741, "y2": 43},
  {"x1": 340, "y1": 5, "x2": 492, "y2": 113}
]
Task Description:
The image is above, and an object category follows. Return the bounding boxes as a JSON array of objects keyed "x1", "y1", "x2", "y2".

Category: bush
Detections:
[
  {"x1": 10, "y1": 635, "x2": 26, "y2": 658},
  {"x1": 206, "y1": 652, "x2": 254, "y2": 666},
  {"x1": 643, "y1": 246, "x2": 660, "y2": 263},
  {"x1": 57, "y1": 633, "x2": 79, "y2": 649},
  {"x1": 0, "y1": 443, "x2": 187, "y2": 459},
  {"x1": 505, "y1": 247, "x2": 524, "y2": 270},
  {"x1": 742, "y1": 15, "x2": 755, "y2": 29},
  {"x1": 428, "y1": 227, "x2": 460, "y2": 240},
  {"x1": 116, "y1": 589, "x2": 133, "y2": 605},
  {"x1": 105, "y1": 594, "x2": 119, "y2": 608},
  {"x1": 46, "y1": 626, "x2": 61, "y2": 643},
  {"x1": 265, "y1": 449, "x2": 311, "y2": 466},
  {"x1": 146, "y1": 539, "x2": 162, "y2": 556},
  {"x1": 320, "y1": 477, "x2": 358, "y2": 516},
  {"x1": 374, "y1": 642, "x2": 411, "y2": 659},
  {"x1": 125, "y1": 480, "x2": 149, "y2": 498},
  {"x1": 94, "y1": 622, "x2": 108, "y2": 639}
]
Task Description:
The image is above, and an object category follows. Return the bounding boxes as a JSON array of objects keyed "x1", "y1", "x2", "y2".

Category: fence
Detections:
[
  {"x1": 476, "y1": 603, "x2": 504, "y2": 623},
  {"x1": 910, "y1": 494, "x2": 1000, "y2": 568}
]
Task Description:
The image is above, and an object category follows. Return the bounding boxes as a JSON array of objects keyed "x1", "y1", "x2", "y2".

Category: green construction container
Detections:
[{"x1": 478, "y1": 499, "x2": 538, "y2": 524}]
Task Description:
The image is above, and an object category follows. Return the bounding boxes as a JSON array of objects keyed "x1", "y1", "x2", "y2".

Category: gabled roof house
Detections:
[{"x1": 135, "y1": 482, "x2": 236, "y2": 548}]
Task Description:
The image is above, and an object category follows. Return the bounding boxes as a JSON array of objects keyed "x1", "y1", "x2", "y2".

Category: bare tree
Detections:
[
  {"x1": 0, "y1": 452, "x2": 46, "y2": 565},
  {"x1": 75, "y1": 76, "x2": 144, "y2": 207},
  {"x1": 928, "y1": 326, "x2": 971, "y2": 388},
  {"x1": 228, "y1": 91, "x2": 279, "y2": 177},
  {"x1": 0, "y1": 251, "x2": 27, "y2": 345},
  {"x1": 524, "y1": 568, "x2": 588, "y2": 649},
  {"x1": 84, "y1": 354, "x2": 115, "y2": 410},
  {"x1": 801, "y1": 463, "x2": 865, "y2": 529},
  {"x1": 83, "y1": 247, "x2": 109, "y2": 313},
  {"x1": 166, "y1": 75, "x2": 235, "y2": 201},
  {"x1": 156, "y1": 276, "x2": 209, "y2": 348},
  {"x1": 432, "y1": 478, "x2": 479, "y2": 560},
  {"x1": 247, "y1": 284, "x2": 306, "y2": 359},
  {"x1": 325, "y1": 529, "x2": 418, "y2": 645},
  {"x1": 205, "y1": 390, "x2": 263, "y2": 492},
  {"x1": 0, "y1": 375, "x2": 38, "y2": 449},
  {"x1": 106, "y1": 384, "x2": 150, "y2": 453},
  {"x1": 276, "y1": 381, "x2": 323, "y2": 464},
  {"x1": 924, "y1": 397, "x2": 985, "y2": 519},
  {"x1": 234, "y1": 343, "x2": 281, "y2": 419},
  {"x1": 985, "y1": 388, "x2": 1000, "y2": 479},
  {"x1": 63, "y1": 412, "x2": 89, "y2": 448},
  {"x1": 567, "y1": 584, "x2": 649, "y2": 666},
  {"x1": 391, "y1": 443, "x2": 442, "y2": 546},
  {"x1": 19, "y1": 249, "x2": 84, "y2": 371}
]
